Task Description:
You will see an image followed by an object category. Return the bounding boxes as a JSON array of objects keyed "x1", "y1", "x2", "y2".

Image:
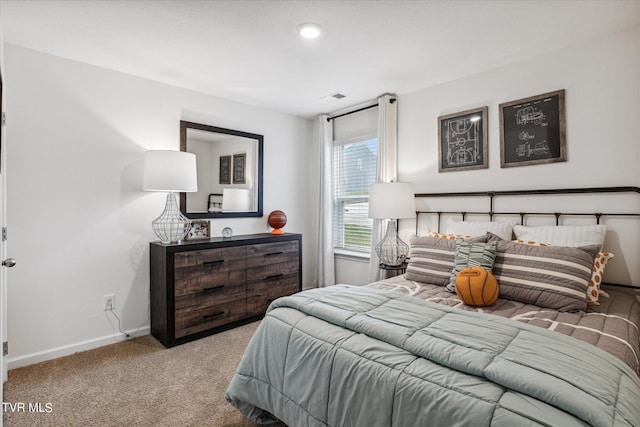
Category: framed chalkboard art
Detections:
[
  {"x1": 219, "y1": 155, "x2": 231, "y2": 184},
  {"x1": 232, "y1": 153, "x2": 246, "y2": 184},
  {"x1": 438, "y1": 106, "x2": 488, "y2": 172},
  {"x1": 499, "y1": 89, "x2": 566, "y2": 168}
]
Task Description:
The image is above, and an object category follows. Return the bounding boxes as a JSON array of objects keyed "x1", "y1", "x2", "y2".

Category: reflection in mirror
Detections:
[{"x1": 180, "y1": 121, "x2": 263, "y2": 218}]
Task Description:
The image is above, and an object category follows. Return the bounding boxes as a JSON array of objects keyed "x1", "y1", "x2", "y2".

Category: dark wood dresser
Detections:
[{"x1": 150, "y1": 233, "x2": 302, "y2": 347}]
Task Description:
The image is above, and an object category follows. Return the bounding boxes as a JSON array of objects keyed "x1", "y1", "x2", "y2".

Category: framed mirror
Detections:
[{"x1": 180, "y1": 120, "x2": 263, "y2": 218}]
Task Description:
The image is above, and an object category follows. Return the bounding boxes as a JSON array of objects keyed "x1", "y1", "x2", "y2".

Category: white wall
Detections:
[
  {"x1": 336, "y1": 25, "x2": 640, "y2": 285},
  {"x1": 4, "y1": 45, "x2": 315, "y2": 368},
  {"x1": 398, "y1": 26, "x2": 640, "y2": 192}
]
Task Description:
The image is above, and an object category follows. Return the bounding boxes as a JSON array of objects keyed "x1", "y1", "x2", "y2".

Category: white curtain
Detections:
[
  {"x1": 315, "y1": 115, "x2": 335, "y2": 288},
  {"x1": 368, "y1": 94, "x2": 399, "y2": 282}
]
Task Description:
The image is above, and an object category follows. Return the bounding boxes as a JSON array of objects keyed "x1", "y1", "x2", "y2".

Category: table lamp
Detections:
[
  {"x1": 143, "y1": 150, "x2": 197, "y2": 243},
  {"x1": 368, "y1": 182, "x2": 415, "y2": 266}
]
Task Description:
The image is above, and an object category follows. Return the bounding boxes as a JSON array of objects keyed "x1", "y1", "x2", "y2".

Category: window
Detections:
[
  {"x1": 332, "y1": 137, "x2": 378, "y2": 253},
  {"x1": 330, "y1": 105, "x2": 379, "y2": 254}
]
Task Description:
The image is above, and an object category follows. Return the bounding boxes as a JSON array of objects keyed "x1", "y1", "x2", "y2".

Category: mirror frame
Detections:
[{"x1": 179, "y1": 120, "x2": 264, "y2": 218}]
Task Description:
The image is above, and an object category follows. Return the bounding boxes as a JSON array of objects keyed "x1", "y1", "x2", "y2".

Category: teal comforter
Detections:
[{"x1": 225, "y1": 285, "x2": 640, "y2": 426}]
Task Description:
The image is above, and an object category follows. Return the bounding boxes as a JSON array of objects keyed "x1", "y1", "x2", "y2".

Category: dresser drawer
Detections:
[
  {"x1": 246, "y1": 241, "x2": 299, "y2": 266},
  {"x1": 174, "y1": 246, "x2": 246, "y2": 269},
  {"x1": 175, "y1": 299, "x2": 246, "y2": 338},
  {"x1": 247, "y1": 259, "x2": 299, "y2": 282},
  {"x1": 175, "y1": 265, "x2": 246, "y2": 297},
  {"x1": 246, "y1": 276, "x2": 300, "y2": 317},
  {"x1": 175, "y1": 281, "x2": 246, "y2": 310}
]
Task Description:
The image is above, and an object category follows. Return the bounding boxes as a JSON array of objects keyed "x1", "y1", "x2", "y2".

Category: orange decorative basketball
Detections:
[
  {"x1": 268, "y1": 210, "x2": 287, "y2": 235},
  {"x1": 455, "y1": 267, "x2": 499, "y2": 307}
]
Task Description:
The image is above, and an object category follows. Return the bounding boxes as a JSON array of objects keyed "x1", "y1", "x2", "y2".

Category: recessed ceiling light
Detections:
[{"x1": 298, "y1": 22, "x2": 322, "y2": 39}]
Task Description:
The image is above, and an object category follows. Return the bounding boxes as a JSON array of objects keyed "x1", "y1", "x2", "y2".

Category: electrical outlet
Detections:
[{"x1": 104, "y1": 294, "x2": 115, "y2": 311}]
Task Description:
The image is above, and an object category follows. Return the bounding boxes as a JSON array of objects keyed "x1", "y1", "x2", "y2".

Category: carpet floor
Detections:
[{"x1": 3, "y1": 321, "x2": 285, "y2": 426}]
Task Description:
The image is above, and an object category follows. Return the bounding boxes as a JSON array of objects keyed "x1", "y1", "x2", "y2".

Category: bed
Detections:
[{"x1": 225, "y1": 187, "x2": 640, "y2": 426}]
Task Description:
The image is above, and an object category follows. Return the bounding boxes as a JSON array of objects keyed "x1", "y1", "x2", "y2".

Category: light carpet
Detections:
[{"x1": 3, "y1": 321, "x2": 285, "y2": 426}]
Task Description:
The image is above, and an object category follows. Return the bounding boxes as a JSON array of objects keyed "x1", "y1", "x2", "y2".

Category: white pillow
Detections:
[
  {"x1": 445, "y1": 218, "x2": 515, "y2": 241},
  {"x1": 513, "y1": 224, "x2": 607, "y2": 250}
]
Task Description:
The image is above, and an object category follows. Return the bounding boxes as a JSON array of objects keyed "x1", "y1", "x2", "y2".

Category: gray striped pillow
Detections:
[
  {"x1": 445, "y1": 240, "x2": 498, "y2": 292},
  {"x1": 492, "y1": 240, "x2": 599, "y2": 311},
  {"x1": 405, "y1": 235, "x2": 489, "y2": 286}
]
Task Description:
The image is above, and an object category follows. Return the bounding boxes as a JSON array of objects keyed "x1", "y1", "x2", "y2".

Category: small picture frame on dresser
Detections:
[{"x1": 186, "y1": 220, "x2": 210, "y2": 240}]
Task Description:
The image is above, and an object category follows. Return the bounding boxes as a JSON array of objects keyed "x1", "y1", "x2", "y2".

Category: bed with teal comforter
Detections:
[{"x1": 225, "y1": 285, "x2": 640, "y2": 426}]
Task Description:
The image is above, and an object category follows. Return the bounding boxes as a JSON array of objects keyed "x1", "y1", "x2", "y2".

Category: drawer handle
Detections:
[
  {"x1": 266, "y1": 273, "x2": 284, "y2": 280},
  {"x1": 202, "y1": 285, "x2": 225, "y2": 293},
  {"x1": 203, "y1": 259, "x2": 225, "y2": 266},
  {"x1": 265, "y1": 251, "x2": 284, "y2": 257},
  {"x1": 203, "y1": 311, "x2": 225, "y2": 320}
]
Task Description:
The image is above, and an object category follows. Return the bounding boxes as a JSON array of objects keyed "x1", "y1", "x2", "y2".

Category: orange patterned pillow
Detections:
[
  {"x1": 514, "y1": 239, "x2": 614, "y2": 305},
  {"x1": 425, "y1": 229, "x2": 474, "y2": 240},
  {"x1": 589, "y1": 251, "x2": 615, "y2": 305}
]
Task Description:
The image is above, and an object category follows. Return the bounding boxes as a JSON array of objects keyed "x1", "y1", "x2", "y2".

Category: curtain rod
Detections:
[{"x1": 326, "y1": 97, "x2": 396, "y2": 122}]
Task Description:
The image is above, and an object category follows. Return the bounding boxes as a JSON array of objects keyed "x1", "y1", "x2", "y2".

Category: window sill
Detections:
[{"x1": 334, "y1": 248, "x2": 370, "y2": 261}]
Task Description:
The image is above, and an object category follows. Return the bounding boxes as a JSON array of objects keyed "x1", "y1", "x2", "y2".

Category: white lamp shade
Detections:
[
  {"x1": 368, "y1": 182, "x2": 416, "y2": 219},
  {"x1": 222, "y1": 188, "x2": 251, "y2": 211},
  {"x1": 143, "y1": 150, "x2": 198, "y2": 192}
]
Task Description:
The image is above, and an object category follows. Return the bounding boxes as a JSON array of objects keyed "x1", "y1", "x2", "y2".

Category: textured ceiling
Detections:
[{"x1": 1, "y1": 0, "x2": 639, "y2": 118}]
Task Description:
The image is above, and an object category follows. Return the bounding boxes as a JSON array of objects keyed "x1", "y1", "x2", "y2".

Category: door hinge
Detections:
[
  {"x1": 3, "y1": 341, "x2": 7, "y2": 357},
  {"x1": 2, "y1": 227, "x2": 6, "y2": 242},
  {"x1": 1, "y1": 112, "x2": 5, "y2": 126}
]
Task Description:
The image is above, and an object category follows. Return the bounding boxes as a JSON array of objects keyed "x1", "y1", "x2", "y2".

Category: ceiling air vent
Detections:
[{"x1": 321, "y1": 92, "x2": 347, "y2": 101}]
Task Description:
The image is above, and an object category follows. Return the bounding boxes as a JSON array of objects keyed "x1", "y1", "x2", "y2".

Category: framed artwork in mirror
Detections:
[
  {"x1": 499, "y1": 89, "x2": 566, "y2": 168},
  {"x1": 219, "y1": 155, "x2": 231, "y2": 184},
  {"x1": 438, "y1": 106, "x2": 488, "y2": 172},
  {"x1": 233, "y1": 153, "x2": 246, "y2": 184}
]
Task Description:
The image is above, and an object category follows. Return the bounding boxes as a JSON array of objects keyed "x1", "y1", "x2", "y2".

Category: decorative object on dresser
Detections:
[
  {"x1": 221, "y1": 227, "x2": 233, "y2": 238},
  {"x1": 438, "y1": 106, "x2": 488, "y2": 172},
  {"x1": 143, "y1": 150, "x2": 198, "y2": 243},
  {"x1": 267, "y1": 210, "x2": 287, "y2": 235},
  {"x1": 499, "y1": 89, "x2": 566, "y2": 168},
  {"x1": 368, "y1": 182, "x2": 415, "y2": 266},
  {"x1": 150, "y1": 233, "x2": 302, "y2": 347},
  {"x1": 186, "y1": 220, "x2": 210, "y2": 240}
]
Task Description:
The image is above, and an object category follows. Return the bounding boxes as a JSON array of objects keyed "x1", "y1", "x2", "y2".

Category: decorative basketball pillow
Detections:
[{"x1": 454, "y1": 267, "x2": 499, "y2": 307}]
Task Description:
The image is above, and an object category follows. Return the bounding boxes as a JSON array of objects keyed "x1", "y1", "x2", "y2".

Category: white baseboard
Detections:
[{"x1": 7, "y1": 326, "x2": 150, "y2": 370}]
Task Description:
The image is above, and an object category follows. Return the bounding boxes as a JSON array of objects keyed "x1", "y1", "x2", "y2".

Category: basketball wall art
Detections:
[
  {"x1": 499, "y1": 89, "x2": 566, "y2": 168},
  {"x1": 438, "y1": 106, "x2": 488, "y2": 172}
]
